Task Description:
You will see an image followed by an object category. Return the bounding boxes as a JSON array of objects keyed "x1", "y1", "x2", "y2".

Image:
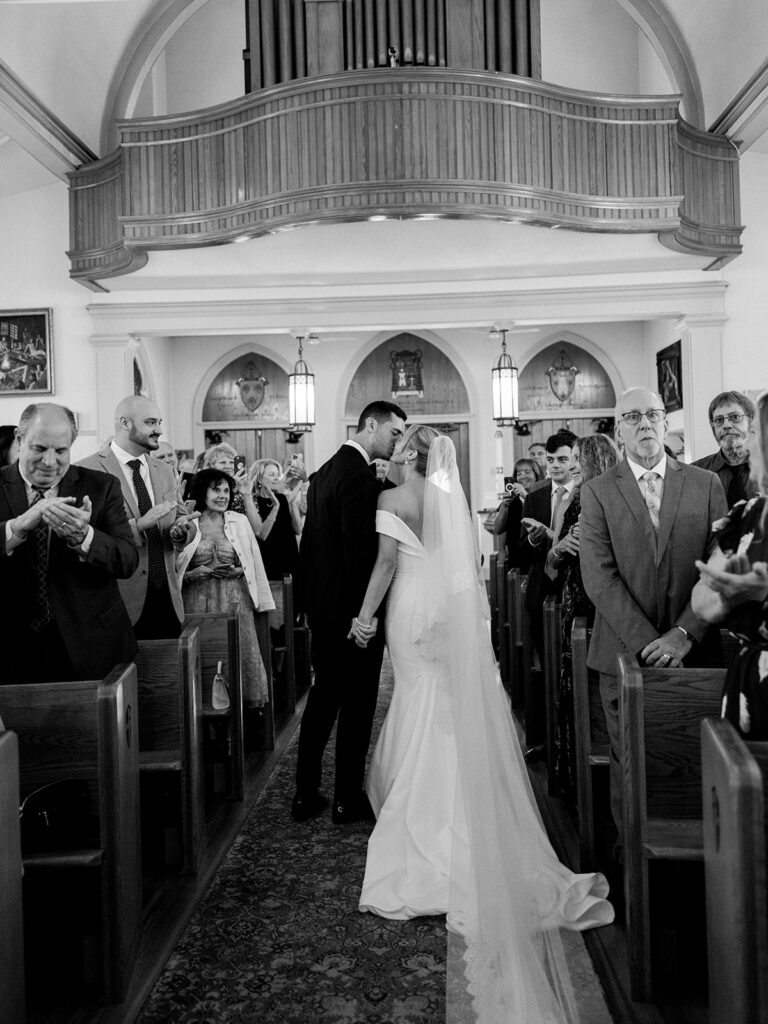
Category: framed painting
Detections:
[
  {"x1": 656, "y1": 341, "x2": 682, "y2": 413},
  {"x1": 0, "y1": 309, "x2": 54, "y2": 395}
]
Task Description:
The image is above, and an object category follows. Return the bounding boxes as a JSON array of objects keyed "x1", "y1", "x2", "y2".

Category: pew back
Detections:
[
  {"x1": 542, "y1": 596, "x2": 561, "y2": 795},
  {"x1": 0, "y1": 665, "x2": 141, "y2": 1002},
  {"x1": 506, "y1": 568, "x2": 525, "y2": 708},
  {"x1": 0, "y1": 731, "x2": 25, "y2": 1024},
  {"x1": 702, "y1": 718, "x2": 768, "y2": 1024}
]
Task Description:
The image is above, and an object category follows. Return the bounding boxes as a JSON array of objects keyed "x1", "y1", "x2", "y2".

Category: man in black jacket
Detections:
[
  {"x1": 692, "y1": 390, "x2": 759, "y2": 508},
  {"x1": 293, "y1": 400, "x2": 406, "y2": 824}
]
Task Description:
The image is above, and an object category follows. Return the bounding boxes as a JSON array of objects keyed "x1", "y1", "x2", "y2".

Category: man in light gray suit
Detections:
[
  {"x1": 79, "y1": 395, "x2": 194, "y2": 638},
  {"x1": 580, "y1": 386, "x2": 728, "y2": 835}
]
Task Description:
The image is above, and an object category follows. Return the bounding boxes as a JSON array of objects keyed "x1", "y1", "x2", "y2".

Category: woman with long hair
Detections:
[
  {"x1": 693, "y1": 391, "x2": 768, "y2": 738},
  {"x1": 351, "y1": 424, "x2": 613, "y2": 1023},
  {"x1": 546, "y1": 434, "x2": 620, "y2": 798}
]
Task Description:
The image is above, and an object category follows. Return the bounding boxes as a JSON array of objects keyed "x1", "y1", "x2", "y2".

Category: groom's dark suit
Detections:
[{"x1": 296, "y1": 443, "x2": 386, "y2": 809}]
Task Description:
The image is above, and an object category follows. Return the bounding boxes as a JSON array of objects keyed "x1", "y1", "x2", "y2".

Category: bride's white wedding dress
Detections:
[{"x1": 358, "y1": 438, "x2": 613, "y2": 1024}]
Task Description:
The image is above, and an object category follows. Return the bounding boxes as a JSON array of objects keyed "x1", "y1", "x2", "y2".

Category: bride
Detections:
[{"x1": 350, "y1": 425, "x2": 614, "y2": 1024}]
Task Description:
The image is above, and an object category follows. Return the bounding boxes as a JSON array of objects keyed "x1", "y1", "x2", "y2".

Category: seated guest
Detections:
[
  {"x1": 693, "y1": 390, "x2": 768, "y2": 739},
  {"x1": 493, "y1": 457, "x2": 543, "y2": 566},
  {"x1": 545, "y1": 434, "x2": 620, "y2": 798},
  {"x1": 1, "y1": 403, "x2": 138, "y2": 683},
  {"x1": 172, "y1": 468, "x2": 274, "y2": 708},
  {"x1": 692, "y1": 390, "x2": 759, "y2": 507},
  {"x1": 249, "y1": 459, "x2": 302, "y2": 581}
]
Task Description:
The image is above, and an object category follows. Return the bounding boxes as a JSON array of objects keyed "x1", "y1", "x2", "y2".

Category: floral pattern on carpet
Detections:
[{"x1": 137, "y1": 660, "x2": 448, "y2": 1024}]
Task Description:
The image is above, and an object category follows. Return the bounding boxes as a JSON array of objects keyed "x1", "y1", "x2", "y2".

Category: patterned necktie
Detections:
[
  {"x1": 642, "y1": 472, "x2": 662, "y2": 532},
  {"x1": 128, "y1": 459, "x2": 166, "y2": 589},
  {"x1": 29, "y1": 489, "x2": 53, "y2": 632},
  {"x1": 550, "y1": 485, "x2": 568, "y2": 537}
]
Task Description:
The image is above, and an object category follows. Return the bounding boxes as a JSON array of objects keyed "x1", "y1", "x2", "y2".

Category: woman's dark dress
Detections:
[
  {"x1": 554, "y1": 497, "x2": 593, "y2": 800},
  {"x1": 255, "y1": 492, "x2": 299, "y2": 582},
  {"x1": 712, "y1": 496, "x2": 768, "y2": 739}
]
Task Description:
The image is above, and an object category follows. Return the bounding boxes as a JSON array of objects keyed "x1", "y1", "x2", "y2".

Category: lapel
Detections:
[
  {"x1": 656, "y1": 458, "x2": 683, "y2": 563},
  {"x1": 1, "y1": 463, "x2": 30, "y2": 518},
  {"x1": 103, "y1": 445, "x2": 140, "y2": 518},
  {"x1": 615, "y1": 460, "x2": 656, "y2": 543}
]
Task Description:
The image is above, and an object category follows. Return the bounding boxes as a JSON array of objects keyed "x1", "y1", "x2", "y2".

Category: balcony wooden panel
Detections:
[{"x1": 68, "y1": 69, "x2": 743, "y2": 287}]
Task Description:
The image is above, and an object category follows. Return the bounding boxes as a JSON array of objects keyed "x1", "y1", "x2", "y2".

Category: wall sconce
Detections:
[
  {"x1": 288, "y1": 335, "x2": 315, "y2": 432},
  {"x1": 490, "y1": 326, "x2": 519, "y2": 425}
]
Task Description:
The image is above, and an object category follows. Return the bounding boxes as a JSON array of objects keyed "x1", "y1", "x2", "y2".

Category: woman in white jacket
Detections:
[{"x1": 173, "y1": 468, "x2": 274, "y2": 707}]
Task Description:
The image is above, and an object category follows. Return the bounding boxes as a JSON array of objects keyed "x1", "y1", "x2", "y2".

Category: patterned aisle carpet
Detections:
[
  {"x1": 136, "y1": 657, "x2": 612, "y2": 1024},
  {"x1": 136, "y1": 658, "x2": 448, "y2": 1024}
]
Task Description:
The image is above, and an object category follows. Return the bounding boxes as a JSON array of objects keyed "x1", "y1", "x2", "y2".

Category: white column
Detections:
[
  {"x1": 676, "y1": 314, "x2": 727, "y2": 462},
  {"x1": 89, "y1": 335, "x2": 141, "y2": 448}
]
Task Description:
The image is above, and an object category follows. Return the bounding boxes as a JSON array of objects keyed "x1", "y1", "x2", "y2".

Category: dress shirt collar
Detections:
[
  {"x1": 626, "y1": 453, "x2": 667, "y2": 482},
  {"x1": 343, "y1": 439, "x2": 371, "y2": 465},
  {"x1": 110, "y1": 439, "x2": 147, "y2": 468}
]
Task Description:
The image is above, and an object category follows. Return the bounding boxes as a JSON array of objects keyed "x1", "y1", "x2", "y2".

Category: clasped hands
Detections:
[
  {"x1": 348, "y1": 616, "x2": 379, "y2": 648},
  {"x1": 15, "y1": 494, "x2": 92, "y2": 547},
  {"x1": 694, "y1": 552, "x2": 768, "y2": 609},
  {"x1": 640, "y1": 627, "x2": 692, "y2": 668}
]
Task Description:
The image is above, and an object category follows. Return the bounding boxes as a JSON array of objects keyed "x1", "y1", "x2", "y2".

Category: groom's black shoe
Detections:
[
  {"x1": 332, "y1": 793, "x2": 376, "y2": 825},
  {"x1": 291, "y1": 789, "x2": 329, "y2": 822}
]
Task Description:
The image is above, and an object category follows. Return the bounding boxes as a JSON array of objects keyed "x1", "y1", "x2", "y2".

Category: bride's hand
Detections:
[{"x1": 348, "y1": 616, "x2": 378, "y2": 647}]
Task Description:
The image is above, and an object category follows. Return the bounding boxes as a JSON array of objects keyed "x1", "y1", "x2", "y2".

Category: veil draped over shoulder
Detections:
[{"x1": 418, "y1": 436, "x2": 612, "y2": 1024}]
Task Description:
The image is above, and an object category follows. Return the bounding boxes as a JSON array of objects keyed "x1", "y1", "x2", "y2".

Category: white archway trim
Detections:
[
  {"x1": 615, "y1": 0, "x2": 705, "y2": 128},
  {"x1": 518, "y1": 329, "x2": 626, "y2": 407},
  {"x1": 100, "y1": 0, "x2": 210, "y2": 154}
]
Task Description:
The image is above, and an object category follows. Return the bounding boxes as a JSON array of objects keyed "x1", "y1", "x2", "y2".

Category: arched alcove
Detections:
[
  {"x1": 519, "y1": 339, "x2": 616, "y2": 415},
  {"x1": 202, "y1": 351, "x2": 289, "y2": 423},
  {"x1": 345, "y1": 333, "x2": 470, "y2": 419}
]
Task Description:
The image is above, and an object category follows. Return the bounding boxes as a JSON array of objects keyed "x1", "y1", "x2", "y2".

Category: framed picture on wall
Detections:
[
  {"x1": 0, "y1": 308, "x2": 54, "y2": 395},
  {"x1": 656, "y1": 341, "x2": 682, "y2": 413}
]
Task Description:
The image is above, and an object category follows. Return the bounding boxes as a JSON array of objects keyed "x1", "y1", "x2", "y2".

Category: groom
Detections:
[{"x1": 293, "y1": 400, "x2": 407, "y2": 824}]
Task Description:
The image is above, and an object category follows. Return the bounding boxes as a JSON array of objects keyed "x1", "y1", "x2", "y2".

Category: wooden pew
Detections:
[
  {"x1": 269, "y1": 575, "x2": 297, "y2": 715},
  {"x1": 253, "y1": 611, "x2": 276, "y2": 750},
  {"x1": 135, "y1": 624, "x2": 205, "y2": 876},
  {"x1": 0, "y1": 731, "x2": 25, "y2": 1024},
  {"x1": 701, "y1": 717, "x2": 768, "y2": 1024},
  {"x1": 571, "y1": 617, "x2": 610, "y2": 871},
  {"x1": 488, "y1": 551, "x2": 499, "y2": 657},
  {"x1": 187, "y1": 610, "x2": 245, "y2": 803},
  {"x1": 618, "y1": 655, "x2": 726, "y2": 1000},
  {"x1": 520, "y1": 576, "x2": 542, "y2": 746},
  {"x1": 0, "y1": 665, "x2": 141, "y2": 1003},
  {"x1": 495, "y1": 551, "x2": 511, "y2": 694},
  {"x1": 506, "y1": 569, "x2": 526, "y2": 708},
  {"x1": 542, "y1": 595, "x2": 561, "y2": 795}
]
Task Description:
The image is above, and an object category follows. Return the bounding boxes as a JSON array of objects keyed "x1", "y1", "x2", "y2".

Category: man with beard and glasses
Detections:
[
  {"x1": 693, "y1": 390, "x2": 759, "y2": 508},
  {"x1": 79, "y1": 395, "x2": 196, "y2": 639}
]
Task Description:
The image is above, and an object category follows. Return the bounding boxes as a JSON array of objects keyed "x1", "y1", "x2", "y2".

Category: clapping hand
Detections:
[
  {"x1": 694, "y1": 553, "x2": 768, "y2": 608},
  {"x1": 348, "y1": 616, "x2": 378, "y2": 648},
  {"x1": 169, "y1": 513, "x2": 200, "y2": 549},
  {"x1": 553, "y1": 529, "x2": 580, "y2": 559},
  {"x1": 43, "y1": 495, "x2": 92, "y2": 547},
  {"x1": 137, "y1": 498, "x2": 177, "y2": 532}
]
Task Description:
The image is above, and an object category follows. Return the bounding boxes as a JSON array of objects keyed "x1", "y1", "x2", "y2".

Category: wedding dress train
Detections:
[{"x1": 358, "y1": 438, "x2": 613, "y2": 1024}]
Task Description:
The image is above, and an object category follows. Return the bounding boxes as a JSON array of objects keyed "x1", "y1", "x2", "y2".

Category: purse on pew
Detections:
[{"x1": 20, "y1": 779, "x2": 97, "y2": 854}]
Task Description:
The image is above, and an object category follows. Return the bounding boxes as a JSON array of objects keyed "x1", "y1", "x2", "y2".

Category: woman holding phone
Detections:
[{"x1": 249, "y1": 458, "x2": 302, "y2": 581}]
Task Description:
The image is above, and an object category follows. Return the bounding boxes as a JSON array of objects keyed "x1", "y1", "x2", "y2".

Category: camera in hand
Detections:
[{"x1": 504, "y1": 476, "x2": 516, "y2": 494}]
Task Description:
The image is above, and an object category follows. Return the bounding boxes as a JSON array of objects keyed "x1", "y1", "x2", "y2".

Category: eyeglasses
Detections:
[
  {"x1": 619, "y1": 409, "x2": 666, "y2": 426},
  {"x1": 711, "y1": 412, "x2": 748, "y2": 428}
]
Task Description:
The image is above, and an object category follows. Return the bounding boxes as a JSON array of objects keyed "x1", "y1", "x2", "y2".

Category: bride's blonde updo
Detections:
[{"x1": 400, "y1": 423, "x2": 440, "y2": 475}]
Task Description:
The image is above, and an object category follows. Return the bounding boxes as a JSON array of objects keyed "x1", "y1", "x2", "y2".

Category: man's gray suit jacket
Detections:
[
  {"x1": 78, "y1": 445, "x2": 184, "y2": 626},
  {"x1": 579, "y1": 457, "x2": 728, "y2": 676}
]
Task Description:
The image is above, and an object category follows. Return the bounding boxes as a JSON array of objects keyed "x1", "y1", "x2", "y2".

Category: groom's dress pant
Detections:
[{"x1": 296, "y1": 624, "x2": 385, "y2": 803}]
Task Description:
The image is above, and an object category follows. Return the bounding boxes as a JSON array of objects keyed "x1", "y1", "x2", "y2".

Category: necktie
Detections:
[
  {"x1": 642, "y1": 472, "x2": 661, "y2": 532},
  {"x1": 550, "y1": 485, "x2": 568, "y2": 538},
  {"x1": 29, "y1": 489, "x2": 53, "y2": 632},
  {"x1": 727, "y1": 462, "x2": 750, "y2": 507},
  {"x1": 128, "y1": 459, "x2": 167, "y2": 589}
]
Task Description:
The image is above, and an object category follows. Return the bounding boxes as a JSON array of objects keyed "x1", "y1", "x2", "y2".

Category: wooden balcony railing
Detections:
[{"x1": 68, "y1": 69, "x2": 743, "y2": 288}]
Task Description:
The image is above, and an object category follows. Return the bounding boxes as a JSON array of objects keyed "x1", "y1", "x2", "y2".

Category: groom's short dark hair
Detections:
[{"x1": 357, "y1": 401, "x2": 407, "y2": 433}]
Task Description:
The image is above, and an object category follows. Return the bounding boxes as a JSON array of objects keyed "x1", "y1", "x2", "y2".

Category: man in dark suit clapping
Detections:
[
  {"x1": 293, "y1": 400, "x2": 406, "y2": 824},
  {"x1": 0, "y1": 403, "x2": 138, "y2": 683}
]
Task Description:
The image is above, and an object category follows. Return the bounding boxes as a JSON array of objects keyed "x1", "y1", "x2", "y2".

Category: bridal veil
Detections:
[{"x1": 417, "y1": 436, "x2": 613, "y2": 1024}]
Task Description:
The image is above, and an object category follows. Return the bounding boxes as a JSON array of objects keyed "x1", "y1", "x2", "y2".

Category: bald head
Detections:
[
  {"x1": 17, "y1": 403, "x2": 78, "y2": 489},
  {"x1": 114, "y1": 395, "x2": 163, "y2": 456},
  {"x1": 616, "y1": 387, "x2": 667, "y2": 469}
]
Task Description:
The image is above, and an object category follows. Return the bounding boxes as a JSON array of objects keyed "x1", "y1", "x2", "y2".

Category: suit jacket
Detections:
[
  {"x1": 691, "y1": 449, "x2": 759, "y2": 507},
  {"x1": 78, "y1": 446, "x2": 184, "y2": 624},
  {"x1": 579, "y1": 457, "x2": 728, "y2": 675},
  {"x1": 299, "y1": 445, "x2": 382, "y2": 633},
  {"x1": 0, "y1": 463, "x2": 138, "y2": 678},
  {"x1": 519, "y1": 480, "x2": 554, "y2": 613}
]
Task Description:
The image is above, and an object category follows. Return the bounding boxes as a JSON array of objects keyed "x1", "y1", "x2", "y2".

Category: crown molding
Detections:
[{"x1": 709, "y1": 58, "x2": 768, "y2": 153}]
